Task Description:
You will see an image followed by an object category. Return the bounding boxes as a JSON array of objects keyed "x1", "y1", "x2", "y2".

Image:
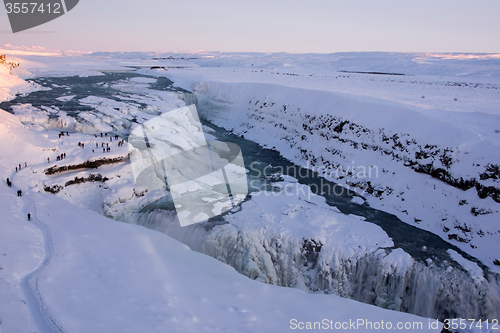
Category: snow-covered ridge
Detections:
[
  {"x1": 175, "y1": 80, "x2": 500, "y2": 273},
  {"x1": 78, "y1": 138, "x2": 499, "y2": 321},
  {"x1": 0, "y1": 58, "x2": 454, "y2": 333},
  {"x1": 0, "y1": 54, "x2": 40, "y2": 102},
  {"x1": 1, "y1": 109, "x2": 447, "y2": 332},
  {"x1": 198, "y1": 81, "x2": 500, "y2": 202},
  {"x1": 132, "y1": 195, "x2": 500, "y2": 321},
  {"x1": 3, "y1": 51, "x2": 500, "y2": 330}
]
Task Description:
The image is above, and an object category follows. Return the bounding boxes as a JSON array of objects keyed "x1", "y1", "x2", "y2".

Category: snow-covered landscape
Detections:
[{"x1": 1, "y1": 47, "x2": 500, "y2": 332}]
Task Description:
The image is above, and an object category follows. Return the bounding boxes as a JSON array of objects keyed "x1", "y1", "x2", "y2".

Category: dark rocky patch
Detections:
[{"x1": 45, "y1": 156, "x2": 127, "y2": 175}]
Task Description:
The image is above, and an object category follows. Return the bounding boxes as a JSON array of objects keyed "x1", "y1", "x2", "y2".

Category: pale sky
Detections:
[{"x1": 1, "y1": 0, "x2": 499, "y2": 53}]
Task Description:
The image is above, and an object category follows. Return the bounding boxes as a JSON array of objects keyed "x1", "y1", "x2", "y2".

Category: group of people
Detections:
[
  {"x1": 56, "y1": 153, "x2": 67, "y2": 161},
  {"x1": 93, "y1": 142, "x2": 112, "y2": 153},
  {"x1": 15, "y1": 162, "x2": 27, "y2": 172},
  {"x1": 7, "y1": 174, "x2": 30, "y2": 220},
  {"x1": 107, "y1": 135, "x2": 126, "y2": 149},
  {"x1": 48, "y1": 154, "x2": 66, "y2": 163},
  {"x1": 9, "y1": 130, "x2": 133, "y2": 222},
  {"x1": 48, "y1": 132, "x2": 125, "y2": 161},
  {"x1": 6, "y1": 179, "x2": 23, "y2": 197},
  {"x1": 94, "y1": 133, "x2": 120, "y2": 139},
  {"x1": 89, "y1": 133, "x2": 125, "y2": 153}
]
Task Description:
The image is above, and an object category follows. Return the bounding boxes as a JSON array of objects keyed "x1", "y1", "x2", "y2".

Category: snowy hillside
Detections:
[
  {"x1": 0, "y1": 116, "x2": 444, "y2": 332},
  {"x1": 147, "y1": 52, "x2": 500, "y2": 272},
  {"x1": 0, "y1": 54, "x2": 37, "y2": 102},
  {"x1": 1, "y1": 49, "x2": 500, "y2": 332}
]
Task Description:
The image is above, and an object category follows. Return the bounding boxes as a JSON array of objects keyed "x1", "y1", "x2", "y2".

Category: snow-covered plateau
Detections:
[{"x1": 1, "y1": 48, "x2": 500, "y2": 332}]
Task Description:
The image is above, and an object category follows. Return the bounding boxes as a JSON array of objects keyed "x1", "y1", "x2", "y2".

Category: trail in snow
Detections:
[{"x1": 10, "y1": 175, "x2": 65, "y2": 333}]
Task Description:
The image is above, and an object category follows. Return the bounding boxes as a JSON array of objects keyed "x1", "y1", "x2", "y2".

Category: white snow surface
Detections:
[
  {"x1": 381, "y1": 248, "x2": 414, "y2": 276},
  {"x1": 0, "y1": 55, "x2": 41, "y2": 102},
  {"x1": 0, "y1": 88, "x2": 446, "y2": 333},
  {"x1": 2, "y1": 50, "x2": 500, "y2": 332},
  {"x1": 448, "y1": 249, "x2": 485, "y2": 284},
  {"x1": 135, "y1": 51, "x2": 500, "y2": 273}
]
